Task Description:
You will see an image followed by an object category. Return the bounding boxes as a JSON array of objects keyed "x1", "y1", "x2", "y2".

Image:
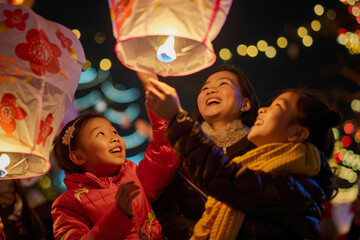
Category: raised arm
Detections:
[
  {"x1": 144, "y1": 80, "x2": 326, "y2": 213},
  {"x1": 136, "y1": 71, "x2": 159, "y2": 90},
  {"x1": 135, "y1": 74, "x2": 179, "y2": 203}
]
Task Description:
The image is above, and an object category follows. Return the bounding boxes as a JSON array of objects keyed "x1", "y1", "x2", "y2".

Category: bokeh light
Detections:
[
  {"x1": 219, "y1": 48, "x2": 232, "y2": 60},
  {"x1": 297, "y1": 27, "x2": 308, "y2": 38},
  {"x1": 72, "y1": 29, "x2": 81, "y2": 39},
  {"x1": 100, "y1": 58, "x2": 112, "y2": 71},
  {"x1": 247, "y1": 45, "x2": 258, "y2": 57},
  {"x1": 39, "y1": 175, "x2": 51, "y2": 189},
  {"x1": 237, "y1": 44, "x2": 247, "y2": 56},
  {"x1": 334, "y1": 151, "x2": 343, "y2": 163},
  {"x1": 311, "y1": 20, "x2": 321, "y2": 31},
  {"x1": 342, "y1": 135, "x2": 352, "y2": 147},
  {"x1": 314, "y1": 4, "x2": 324, "y2": 16},
  {"x1": 257, "y1": 40, "x2": 268, "y2": 52},
  {"x1": 94, "y1": 32, "x2": 106, "y2": 44},
  {"x1": 302, "y1": 35, "x2": 313, "y2": 47},
  {"x1": 277, "y1": 37, "x2": 288, "y2": 48},
  {"x1": 82, "y1": 60, "x2": 92, "y2": 71},
  {"x1": 333, "y1": 128, "x2": 340, "y2": 140},
  {"x1": 355, "y1": 130, "x2": 360, "y2": 143},
  {"x1": 265, "y1": 46, "x2": 276, "y2": 58},
  {"x1": 344, "y1": 122, "x2": 355, "y2": 134},
  {"x1": 351, "y1": 99, "x2": 360, "y2": 112},
  {"x1": 327, "y1": 9, "x2": 336, "y2": 20}
]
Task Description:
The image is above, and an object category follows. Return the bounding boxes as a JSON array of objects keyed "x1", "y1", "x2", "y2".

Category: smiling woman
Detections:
[{"x1": 135, "y1": 64, "x2": 260, "y2": 239}]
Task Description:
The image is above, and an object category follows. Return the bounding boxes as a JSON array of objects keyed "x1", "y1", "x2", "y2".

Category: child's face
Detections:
[
  {"x1": 248, "y1": 91, "x2": 301, "y2": 147},
  {"x1": 76, "y1": 117, "x2": 126, "y2": 177},
  {"x1": 197, "y1": 71, "x2": 245, "y2": 126}
]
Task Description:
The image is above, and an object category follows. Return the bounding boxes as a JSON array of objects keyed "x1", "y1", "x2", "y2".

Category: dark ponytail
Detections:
[{"x1": 285, "y1": 89, "x2": 341, "y2": 158}]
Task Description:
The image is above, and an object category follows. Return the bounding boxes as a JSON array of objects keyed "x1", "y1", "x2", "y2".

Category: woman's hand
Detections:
[
  {"x1": 115, "y1": 181, "x2": 140, "y2": 218},
  {"x1": 145, "y1": 79, "x2": 184, "y2": 122},
  {"x1": 136, "y1": 71, "x2": 159, "y2": 90}
]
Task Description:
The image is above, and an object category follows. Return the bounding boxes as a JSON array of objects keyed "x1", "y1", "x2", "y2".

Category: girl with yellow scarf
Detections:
[{"x1": 145, "y1": 81, "x2": 340, "y2": 239}]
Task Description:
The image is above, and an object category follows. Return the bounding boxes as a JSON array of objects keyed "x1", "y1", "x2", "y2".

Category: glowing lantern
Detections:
[
  {"x1": 0, "y1": 4, "x2": 85, "y2": 178},
  {"x1": 108, "y1": 0, "x2": 233, "y2": 76}
]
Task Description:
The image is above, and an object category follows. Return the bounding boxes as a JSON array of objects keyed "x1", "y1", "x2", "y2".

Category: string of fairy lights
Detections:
[
  {"x1": 218, "y1": 4, "x2": 336, "y2": 60},
  {"x1": 328, "y1": 0, "x2": 360, "y2": 203}
]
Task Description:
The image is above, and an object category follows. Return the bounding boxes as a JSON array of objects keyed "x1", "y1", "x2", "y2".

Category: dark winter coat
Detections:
[
  {"x1": 152, "y1": 131, "x2": 255, "y2": 240},
  {"x1": 162, "y1": 112, "x2": 335, "y2": 240}
]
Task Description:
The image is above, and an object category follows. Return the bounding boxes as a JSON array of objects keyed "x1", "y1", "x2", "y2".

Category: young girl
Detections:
[
  {"x1": 145, "y1": 79, "x2": 340, "y2": 239},
  {"x1": 137, "y1": 64, "x2": 259, "y2": 239},
  {"x1": 51, "y1": 108, "x2": 178, "y2": 239}
]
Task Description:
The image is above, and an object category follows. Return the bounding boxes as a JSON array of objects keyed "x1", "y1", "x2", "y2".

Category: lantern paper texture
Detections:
[
  {"x1": 0, "y1": 3, "x2": 85, "y2": 179},
  {"x1": 108, "y1": 0, "x2": 233, "y2": 76}
]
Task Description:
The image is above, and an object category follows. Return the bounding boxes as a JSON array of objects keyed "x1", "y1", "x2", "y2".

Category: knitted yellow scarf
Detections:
[{"x1": 191, "y1": 142, "x2": 321, "y2": 240}]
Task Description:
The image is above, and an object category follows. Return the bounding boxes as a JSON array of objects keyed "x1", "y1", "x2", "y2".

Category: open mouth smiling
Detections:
[
  {"x1": 110, "y1": 147, "x2": 122, "y2": 153},
  {"x1": 206, "y1": 97, "x2": 222, "y2": 105}
]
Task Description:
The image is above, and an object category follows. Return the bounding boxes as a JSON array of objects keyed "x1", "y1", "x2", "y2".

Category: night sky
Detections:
[{"x1": 31, "y1": 0, "x2": 359, "y2": 157}]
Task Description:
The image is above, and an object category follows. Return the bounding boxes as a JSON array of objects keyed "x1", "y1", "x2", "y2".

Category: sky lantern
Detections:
[
  {"x1": 0, "y1": 3, "x2": 85, "y2": 179},
  {"x1": 107, "y1": 0, "x2": 233, "y2": 76}
]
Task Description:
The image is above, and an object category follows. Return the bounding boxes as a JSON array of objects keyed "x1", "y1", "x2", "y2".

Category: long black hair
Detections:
[{"x1": 194, "y1": 64, "x2": 260, "y2": 127}]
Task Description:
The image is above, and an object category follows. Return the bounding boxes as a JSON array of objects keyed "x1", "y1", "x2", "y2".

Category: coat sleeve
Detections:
[
  {"x1": 52, "y1": 194, "x2": 133, "y2": 240},
  {"x1": 137, "y1": 107, "x2": 179, "y2": 203},
  {"x1": 164, "y1": 112, "x2": 325, "y2": 212}
]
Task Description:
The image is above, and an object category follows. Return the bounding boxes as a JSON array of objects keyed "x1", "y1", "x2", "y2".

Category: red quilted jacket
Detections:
[{"x1": 51, "y1": 110, "x2": 179, "y2": 240}]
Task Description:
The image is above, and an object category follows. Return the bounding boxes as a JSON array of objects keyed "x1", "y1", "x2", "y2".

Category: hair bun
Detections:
[{"x1": 323, "y1": 111, "x2": 341, "y2": 128}]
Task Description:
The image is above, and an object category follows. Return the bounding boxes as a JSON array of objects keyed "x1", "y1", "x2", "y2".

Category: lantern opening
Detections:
[
  {"x1": 156, "y1": 35, "x2": 176, "y2": 63},
  {"x1": 0, "y1": 153, "x2": 10, "y2": 177}
]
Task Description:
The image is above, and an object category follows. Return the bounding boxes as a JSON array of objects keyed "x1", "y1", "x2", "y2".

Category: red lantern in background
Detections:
[
  {"x1": 108, "y1": 0, "x2": 233, "y2": 76},
  {"x1": 0, "y1": 3, "x2": 85, "y2": 179}
]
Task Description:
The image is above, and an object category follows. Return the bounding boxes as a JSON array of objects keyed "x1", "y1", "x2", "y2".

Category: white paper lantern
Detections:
[
  {"x1": 108, "y1": 0, "x2": 233, "y2": 76},
  {"x1": 0, "y1": 3, "x2": 85, "y2": 179}
]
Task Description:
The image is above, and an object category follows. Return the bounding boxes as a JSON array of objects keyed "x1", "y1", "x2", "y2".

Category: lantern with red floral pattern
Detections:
[
  {"x1": 0, "y1": 3, "x2": 85, "y2": 178},
  {"x1": 108, "y1": 0, "x2": 233, "y2": 76}
]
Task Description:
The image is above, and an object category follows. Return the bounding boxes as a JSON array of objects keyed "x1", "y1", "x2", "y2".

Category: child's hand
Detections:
[
  {"x1": 115, "y1": 181, "x2": 140, "y2": 218},
  {"x1": 136, "y1": 71, "x2": 159, "y2": 90},
  {"x1": 145, "y1": 79, "x2": 184, "y2": 121}
]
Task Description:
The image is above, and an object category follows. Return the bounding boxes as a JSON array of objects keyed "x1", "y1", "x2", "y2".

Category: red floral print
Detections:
[
  {"x1": 56, "y1": 30, "x2": 73, "y2": 51},
  {"x1": 15, "y1": 29, "x2": 62, "y2": 76},
  {"x1": 0, "y1": 93, "x2": 26, "y2": 135},
  {"x1": 37, "y1": 113, "x2": 53, "y2": 147},
  {"x1": 3, "y1": 8, "x2": 29, "y2": 31}
]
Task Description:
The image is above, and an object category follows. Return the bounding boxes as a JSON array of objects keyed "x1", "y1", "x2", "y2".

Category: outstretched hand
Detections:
[
  {"x1": 136, "y1": 71, "x2": 159, "y2": 90},
  {"x1": 115, "y1": 181, "x2": 140, "y2": 218},
  {"x1": 145, "y1": 79, "x2": 184, "y2": 122}
]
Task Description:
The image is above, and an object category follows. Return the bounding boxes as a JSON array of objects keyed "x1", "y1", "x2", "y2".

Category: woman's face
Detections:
[
  {"x1": 197, "y1": 71, "x2": 245, "y2": 127},
  {"x1": 248, "y1": 91, "x2": 300, "y2": 147}
]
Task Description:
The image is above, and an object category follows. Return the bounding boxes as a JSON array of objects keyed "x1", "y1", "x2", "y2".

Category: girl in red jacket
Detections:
[{"x1": 51, "y1": 109, "x2": 178, "y2": 240}]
